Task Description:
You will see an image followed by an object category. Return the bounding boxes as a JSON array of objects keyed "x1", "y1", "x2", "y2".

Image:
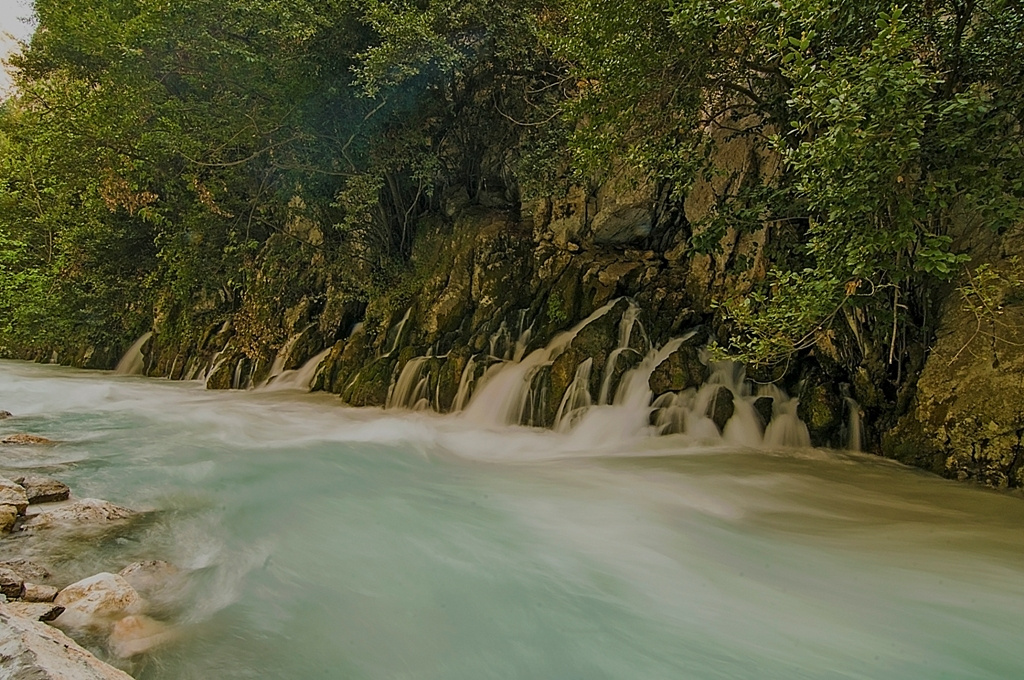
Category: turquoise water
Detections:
[{"x1": 1, "y1": 360, "x2": 1023, "y2": 679}]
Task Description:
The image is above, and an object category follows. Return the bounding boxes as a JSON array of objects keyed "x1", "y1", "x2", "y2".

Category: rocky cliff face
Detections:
[
  {"x1": 23, "y1": 118, "x2": 1024, "y2": 488},
  {"x1": 885, "y1": 222, "x2": 1024, "y2": 488}
]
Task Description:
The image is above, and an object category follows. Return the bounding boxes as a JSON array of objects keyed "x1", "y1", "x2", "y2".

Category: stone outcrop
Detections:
[
  {"x1": 20, "y1": 499, "x2": 135, "y2": 533},
  {"x1": 0, "y1": 560, "x2": 52, "y2": 584},
  {"x1": 0, "y1": 607, "x2": 135, "y2": 680},
  {"x1": 0, "y1": 565, "x2": 26, "y2": 599},
  {"x1": 886, "y1": 224, "x2": 1024, "y2": 487},
  {"x1": 53, "y1": 573, "x2": 142, "y2": 633},
  {"x1": 4, "y1": 601, "x2": 65, "y2": 622},
  {"x1": 23, "y1": 584, "x2": 59, "y2": 603},
  {"x1": 14, "y1": 476, "x2": 72, "y2": 504}
]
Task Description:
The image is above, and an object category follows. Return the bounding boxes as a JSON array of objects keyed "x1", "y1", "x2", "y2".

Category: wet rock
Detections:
[
  {"x1": 20, "y1": 498, "x2": 135, "y2": 533},
  {"x1": 0, "y1": 476, "x2": 30, "y2": 513},
  {"x1": 0, "y1": 433, "x2": 54, "y2": 445},
  {"x1": 649, "y1": 344, "x2": 706, "y2": 396},
  {"x1": 0, "y1": 504, "x2": 17, "y2": 535},
  {"x1": 0, "y1": 566, "x2": 25, "y2": 599},
  {"x1": 12, "y1": 475, "x2": 71, "y2": 504},
  {"x1": 5, "y1": 601, "x2": 65, "y2": 622},
  {"x1": 108, "y1": 614, "x2": 178, "y2": 658},
  {"x1": 753, "y1": 396, "x2": 774, "y2": 429},
  {"x1": 23, "y1": 583, "x2": 59, "y2": 603},
  {"x1": 0, "y1": 608, "x2": 135, "y2": 679},
  {"x1": 0, "y1": 410, "x2": 11, "y2": 419},
  {"x1": 53, "y1": 573, "x2": 142, "y2": 633},
  {"x1": 0, "y1": 560, "x2": 52, "y2": 583},
  {"x1": 118, "y1": 560, "x2": 183, "y2": 608},
  {"x1": 797, "y1": 382, "x2": 843, "y2": 447},
  {"x1": 706, "y1": 386, "x2": 735, "y2": 433}
]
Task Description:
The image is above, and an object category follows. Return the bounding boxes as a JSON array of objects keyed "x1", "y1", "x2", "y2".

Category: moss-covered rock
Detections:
[
  {"x1": 649, "y1": 344, "x2": 706, "y2": 397},
  {"x1": 797, "y1": 381, "x2": 843, "y2": 447}
]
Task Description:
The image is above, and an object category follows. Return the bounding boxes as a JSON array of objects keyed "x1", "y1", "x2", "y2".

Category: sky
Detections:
[{"x1": 0, "y1": 0, "x2": 36, "y2": 96}]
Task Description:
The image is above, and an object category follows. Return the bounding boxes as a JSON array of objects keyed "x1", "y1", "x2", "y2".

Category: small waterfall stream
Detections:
[
  {"x1": 114, "y1": 331, "x2": 153, "y2": 375},
  {"x1": 263, "y1": 348, "x2": 331, "y2": 392}
]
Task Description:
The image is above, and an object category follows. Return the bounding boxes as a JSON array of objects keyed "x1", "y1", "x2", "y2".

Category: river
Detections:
[{"x1": 1, "y1": 360, "x2": 1023, "y2": 679}]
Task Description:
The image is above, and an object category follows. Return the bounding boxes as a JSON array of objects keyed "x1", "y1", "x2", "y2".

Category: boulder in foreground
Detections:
[
  {"x1": 0, "y1": 607, "x2": 135, "y2": 680},
  {"x1": 53, "y1": 573, "x2": 142, "y2": 633}
]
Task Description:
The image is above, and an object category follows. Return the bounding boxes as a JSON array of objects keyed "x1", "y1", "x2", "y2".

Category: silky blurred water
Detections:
[{"x1": 1, "y1": 360, "x2": 1022, "y2": 680}]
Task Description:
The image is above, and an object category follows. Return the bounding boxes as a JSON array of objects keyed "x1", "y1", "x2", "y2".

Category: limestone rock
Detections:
[
  {"x1": 0, "y1": 560, "x2": 52, "y2": 583},
  {"x1": 0, "y1": 566, "x2": 25, "y2": 599},
  {"x1": 13, "y1": 476, "x2": 72, "y2": 504},
  {"x1": 0, "y1": 476, "x2": 29, "y2": 513},
  {"x1": 53, "y1": 573, "x2": 142, "y2": 633},
  {"x1": 21, "y1": 498, "x2": 135, "y2": 533},
  {"x1": 706, "y1": 386, "x2": 735, "y2": 433},
  {"x1": 0, "y1": 504, "x2": 17, "y2": 535},
  {"x1": 0, "y1": 608, "x2": 135, "y2": 679},
  {"x1": 23, "y1": 583, "x2": 59, "y2": 603},
  {"x1": 0, "y1": 433, "x2": 54, "y2": 445},
  {"x1": 108, "y1": 614, "x2": 178, "y2": 658},
  {"x1": 4, "y1": 601, "x2": 65, "y2": 622}
]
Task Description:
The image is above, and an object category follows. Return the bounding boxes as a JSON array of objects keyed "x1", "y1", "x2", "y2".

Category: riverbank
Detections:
[{"x1": 0, "y1": 426, "x2": 186, "y2": 678}]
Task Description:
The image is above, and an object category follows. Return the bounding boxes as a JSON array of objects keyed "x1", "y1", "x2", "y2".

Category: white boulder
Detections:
[
  {"x1": 53, "y1": 573, "x2": 142, "y2": 633},
  {"x1": 0, "y1": 608, "x2": 135, "y2": 679}
]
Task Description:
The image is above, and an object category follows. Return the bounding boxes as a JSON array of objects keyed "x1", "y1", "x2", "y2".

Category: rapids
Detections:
[{"x1": 1, "y1": 360, "x2": 1023, "y2": 679}]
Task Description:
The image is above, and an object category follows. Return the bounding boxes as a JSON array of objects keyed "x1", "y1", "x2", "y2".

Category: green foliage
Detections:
[
  {"x1": 0, "y1": 0, "x2": 1021, "y2": 374},
  {"x1": 546, "y1": 293, "x2": 568, "y2": 325}
]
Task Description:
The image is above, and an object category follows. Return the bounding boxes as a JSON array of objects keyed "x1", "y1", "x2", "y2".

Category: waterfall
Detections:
[
  {"x1": 380, "y1": 296, "x2": 820, "y2": 449},
  {"x1": 114, "y1": 332, "x2": 153, "y2": 375},
  {"x1": 554, "y1": 358, "x2": 594, "y2": 431},
  {"x1": 845, "y1": 397, "x2": 863, "y2": 451},
  {"x1": 382, "y1": 308, "x2": 412, "y2": 357},
  {"x1": 232, "y1": 358, "x2": 246, "y2": 390},
  {"x1": 387, "y1": 357, "x2": 430, "y2": 409},
  {"x1": 263, "y1": 348, "x2": 331, "y2": 392},
  {"x1": 462, "y1": 301, "x2": 619, "y2": 427},
  {"x1": 597, "y1": 299, "x2": 645, "y2": 405},
  {"x1": 763, "y1": 397, "x2": 812, "y2": 448},
  {"x1": 452, "y1": 356, "x2": 478, "y2": 412},
  {"x1": 264, "y1": 331, "x2": 306, "y2": 386}
]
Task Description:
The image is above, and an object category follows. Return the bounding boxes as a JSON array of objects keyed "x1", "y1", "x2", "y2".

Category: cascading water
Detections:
[
  {"x1": 387, "y1": 356, "x2": 431, "y2": 409},
  {"x1": 462, "y1": 301, "x2": 620, "y2": 426},
  {"x1": 845, "y1": 396, "x2": 864, "y2": 451},
  {"x1": 382, "y1": 308, "x2": 412, "y2": 358},
  {"x1": 263, "y1": 348, "x2": 331, "y2": 392},
  {"x1": 114, "y1": 331, "x2": 153, "y2": 375},
  {"x1": 554, "y1": 358, "x2": 594, "y2": 431},
  {"x1": 452, "y1": 356, "x2": 478, "y2": 412}
]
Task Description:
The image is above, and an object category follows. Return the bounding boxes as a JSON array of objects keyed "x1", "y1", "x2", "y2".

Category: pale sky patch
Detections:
[{"x1": 1, "y1": 0, "x2": 36, "y2": 97}]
